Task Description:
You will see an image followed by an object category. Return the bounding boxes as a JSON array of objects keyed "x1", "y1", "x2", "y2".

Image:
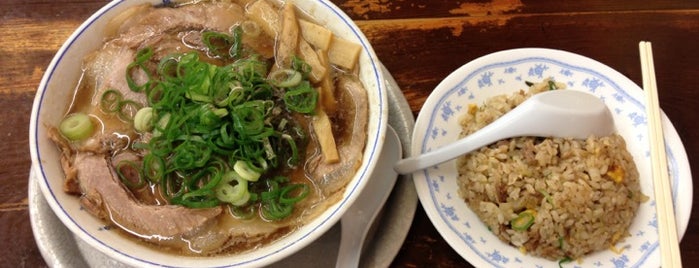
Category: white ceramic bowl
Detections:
[
  {"x1": 411, "y1": 48, "x2": 692, "y2": 267},
  {"x1": 29, "y1": 0, "x2": 387, "y2": 267}
]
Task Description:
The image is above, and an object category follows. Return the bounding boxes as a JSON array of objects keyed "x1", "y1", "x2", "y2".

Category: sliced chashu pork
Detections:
[
  {"x1": 51, "y1": 130, "x2": 287, "y2": 253},
  {"x1": 112, "y1": 1, "x2": 245, "y2": 49},
  {"x1": 307, "y1": 74, "x2": 368, "y2": 197},
  {"x1": 73, "y1": 152, "x2": 222, "y2": 241}
]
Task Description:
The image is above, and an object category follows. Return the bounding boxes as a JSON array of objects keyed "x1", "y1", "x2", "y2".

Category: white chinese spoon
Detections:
[
  {"x1": 335, "y1": 126, "x2": 401, "y2": 268},
  {"x1": 394, "y1": 90, "x2": 615, "y2": 174}
]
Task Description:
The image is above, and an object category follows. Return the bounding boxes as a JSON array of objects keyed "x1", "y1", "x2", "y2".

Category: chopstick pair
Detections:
[{"x1": 639, "y1": 41, "x2": 683, "y2": 267}]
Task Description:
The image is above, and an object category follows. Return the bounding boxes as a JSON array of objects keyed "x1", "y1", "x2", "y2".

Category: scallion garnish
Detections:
[
  {"x1": 283, "y1": 81, "x2": 318, "y2": 114},
  {"x1": 548, "y1": 80, "x2": 558, "y2": 90},
  {"x1": 558, "y1": 256, "x2": 572, "y2": 268},
  {"x1": 110, "y1": 40, "x2": 315, "y2": 219},
  {"x1": 59, "y1": 113, "x2": 94, "y2": 141},
  {"x1": 133, "y1": 107, "x2": 155, "y2": 132},
  {"x1": 125, "y1": 47, "x2": 155, "y2": 92},
  {"x1": 202, "y1": 31, "x2": 234, "y2": 59}
]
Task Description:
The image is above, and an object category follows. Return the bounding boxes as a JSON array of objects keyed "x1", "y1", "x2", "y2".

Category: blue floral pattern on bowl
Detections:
[{"x1": 411, "y1": 48, "x2": 692, "y2": 268}]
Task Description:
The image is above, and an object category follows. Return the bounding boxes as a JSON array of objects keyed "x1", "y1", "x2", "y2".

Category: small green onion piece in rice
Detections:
[
  {"x1": 538, "y1": 189, "x2": 554, "y2": 208},
  {"x1": 558, "y1": 256, "x2": 572, "y2": 268},
  {"x1": 548, "y1": 80, "x2": 558, "y2": 90},
  {"x1": 511, "y1": 211, "x2": 535, "y2": 231},
  {"x1": 557, "y1": 236, "x2": 565, "y2": 248}
]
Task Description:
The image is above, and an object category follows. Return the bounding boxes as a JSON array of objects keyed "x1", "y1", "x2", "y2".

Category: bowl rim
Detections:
[{"x1": 28, "y1": 0, "x2": 388, "y2": 267}]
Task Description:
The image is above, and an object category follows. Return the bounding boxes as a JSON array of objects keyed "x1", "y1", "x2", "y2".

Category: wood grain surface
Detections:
[{"x1": 1, "y1": 0, "x2": 698, "y2": 267}]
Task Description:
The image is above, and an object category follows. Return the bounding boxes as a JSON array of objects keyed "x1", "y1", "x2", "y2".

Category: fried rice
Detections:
[{"x1": 456, "y1": 79, "x2": 646, "y2": 261}]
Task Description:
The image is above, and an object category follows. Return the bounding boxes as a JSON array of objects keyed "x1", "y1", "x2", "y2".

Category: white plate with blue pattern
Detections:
[{"x1": 411, "y1": 48, "x2": 692, "y2": 268}]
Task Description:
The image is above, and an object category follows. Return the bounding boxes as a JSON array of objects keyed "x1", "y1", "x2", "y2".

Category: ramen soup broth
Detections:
[{"x1": 50, "y1": 0, "x2": 369, "y2": 256}]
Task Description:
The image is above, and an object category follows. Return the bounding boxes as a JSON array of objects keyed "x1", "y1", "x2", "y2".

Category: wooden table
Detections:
[{"x1": 2, "y1": 0, "x2": 698, "y2": 267}]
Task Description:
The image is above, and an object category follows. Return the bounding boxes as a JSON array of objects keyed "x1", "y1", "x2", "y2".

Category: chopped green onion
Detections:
[
  {"x1": 126, "y1": 47, "x2": 154, "y2": 92},
  {"x1": 171, "y1": 188, "x2": 220, "y2": 208},
  {"x1": 229, "y1": 26, "x2": 243, "y2": 59},
  {"x1": 231, "y1": 100, "x2": 273, "y2": 138},
  {"x1": 261, "y1": 201, "x2": 293, "y2": 220},
  {"x1": 283, "y1": 81, "x2": 317, "y2": 114},
  {"x1": 548, "y1": 80, "x2": 558, "y2": 90},
  {"x1": 279, "y1": 184, "x2": 309, "y2": 204},
  {"x1": 243, "y1": 157, "x2": 269, "y2": 174},
  {"x1": 215, "y1": 177, "x2": 250, "y2": 206},
  {"x1": 116, "y1": 160, "x2": 145, "y2": 188},
  {"x1": 157, "y1": 54, "x2": 180, "y2": 81},
  {"x1": 230, "y1": 205, "x2": 255, "y2": 219},
  {"x1": 117, "y1": 100, "x2": 142, "y2": 122},
  {"x1": 291, "y1": 56, "x2": 312, "y2": 76},
  {"x1": 59, "y1": 113, "x2": 94, "y2": 141},
  {"x1": 254, "y1": 176, "x2": 308, "y2": 221},
  {"x1": 116, "y1": 49, "x2": 314, "y2": 213},
  {"x1": 511, "y1": 211, "x2": 535, "y2": 231},
  {"x1": 198, "y1": 104, "x2": 226, "y2": 127},
  {"x1": 134, "y1": 107, "x2": 154, "y2": 132},
  {"x1": 538, "y1": 189, "x2": 554, "y2": 208},
  {"x1": 100, "y1": 89, "x2": 123, "y2": 113},
  {"x1": 202, "y1": 31, "x2": 233, "y2": 58},
  {"x1": 152, "y1": 112, "x2": 171, "y2": 138},
  {"x1": 142, "y1": 154, "x2": 165, "y2": 182},
  {"x1": 281, "y1": 134, "x2": 299, "y2": 166},
  {"x1": 213, "y1": 81, "x2": 244, "y2": 107},
  {"x1": 99, "y1": 88, "x2": 143, "y2": 123},
  {"x1": 269, "y1": 69, "x2": 302, "y2": 88},
  {"x1": 233, "y1": 160, "x2": 261, "y2": 181},
  {"x1": 558, "y1": 256, "x2": 572, "y2": 268},
  {"x1": 558, "y1": 236, "x2": 565, "y2": 249}
]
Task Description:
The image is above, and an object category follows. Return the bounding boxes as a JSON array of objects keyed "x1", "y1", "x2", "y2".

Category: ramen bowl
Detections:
[{"x1": 29, "y1": 0, "x2": 387, "y2": 267}]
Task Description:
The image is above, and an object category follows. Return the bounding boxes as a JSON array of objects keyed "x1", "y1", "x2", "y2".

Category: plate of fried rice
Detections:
[{"x1": 411, "y1": 48, "x2": 692, "y2": 267}]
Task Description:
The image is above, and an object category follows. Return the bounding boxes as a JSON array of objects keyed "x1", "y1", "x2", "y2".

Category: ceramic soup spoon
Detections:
[
  {"x1": 394, "y1": 90, "x2": 615, "y2": 174},
  {"x1": 336, "y1": 126, "x2": 402, "y2": 268}
]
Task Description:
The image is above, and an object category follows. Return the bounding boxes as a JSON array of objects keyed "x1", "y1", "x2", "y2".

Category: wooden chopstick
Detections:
[{"x1": 639, "y1": 41, "x2": 683, "y2": 267}]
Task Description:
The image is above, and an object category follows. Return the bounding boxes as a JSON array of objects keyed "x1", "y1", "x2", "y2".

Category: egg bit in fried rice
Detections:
[{"x1": 455, "y1": 79, "x2": 648, "y2": 264}]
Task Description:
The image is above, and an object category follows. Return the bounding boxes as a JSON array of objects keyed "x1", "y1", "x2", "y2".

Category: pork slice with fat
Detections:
[
  {"x1": 307, "y1": 74, "x2": 369, "y2": 197},
  {"x1": 113, "y1": 1, "x2": 245, "y2": 49},
  {"x1": 74, "y1": 152, "x2": 222, "y2": 241}
]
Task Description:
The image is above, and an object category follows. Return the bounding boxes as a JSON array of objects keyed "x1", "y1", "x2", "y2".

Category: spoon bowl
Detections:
[
  {"x1": 394, "y1": 90, "x2": 614, "y2": 174},
  {"x1": 335, "y1": 126, "x2": 402, "y2": 268}
]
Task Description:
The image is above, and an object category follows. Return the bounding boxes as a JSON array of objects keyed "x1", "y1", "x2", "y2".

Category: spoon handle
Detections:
[
  {"x1": 393, "y1": 94, "x2": 542, "y2": 175},
  {"x1": 393, "y1": 122, "x2": 512, "y2": 174}
]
